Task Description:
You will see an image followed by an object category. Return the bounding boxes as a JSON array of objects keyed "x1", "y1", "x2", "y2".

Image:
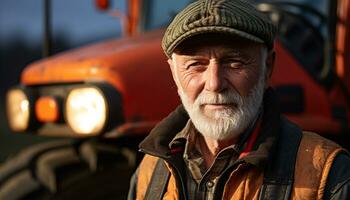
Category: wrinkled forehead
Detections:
[{"x1": 173, "y1": 33, "x2": 266, "y2": 57}]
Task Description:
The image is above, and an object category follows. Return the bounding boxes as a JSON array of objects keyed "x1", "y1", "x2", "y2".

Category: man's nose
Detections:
[{"x1": 204, "y1": 62, "x2": 227, "y2": 92}]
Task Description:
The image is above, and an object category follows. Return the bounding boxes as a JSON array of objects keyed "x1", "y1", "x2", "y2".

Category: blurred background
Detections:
[{"x1": 0, "y1": 0, "x2": 125, "y2": 163}]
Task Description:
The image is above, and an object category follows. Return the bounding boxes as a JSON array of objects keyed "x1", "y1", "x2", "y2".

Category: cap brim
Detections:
[{"x1": 165, "y1": 26, "x2": 265, "y2": 58}]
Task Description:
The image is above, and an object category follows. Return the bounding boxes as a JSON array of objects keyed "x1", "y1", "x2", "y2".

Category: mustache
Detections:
[{"x1": 195, "y1": 90, "x2": 244, "y2": 106}]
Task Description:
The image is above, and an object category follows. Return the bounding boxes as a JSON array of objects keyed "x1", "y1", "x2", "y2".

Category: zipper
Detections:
[{"x1": 213, "y1": 160, "x2": 246, "y2": 200}]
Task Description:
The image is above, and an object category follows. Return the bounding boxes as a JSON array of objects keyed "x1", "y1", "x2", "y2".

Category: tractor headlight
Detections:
[
  {"x1": 65, "y1": 87, "x2": 107, "y2": 135},
  {"x1": 6, "y1": 89, "x2": 31, "y2": 132}
]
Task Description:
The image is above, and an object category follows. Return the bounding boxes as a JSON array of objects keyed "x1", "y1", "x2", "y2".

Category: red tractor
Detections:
[{"x1": 1, "y1": 0, "x2": 349, "y2": 199}]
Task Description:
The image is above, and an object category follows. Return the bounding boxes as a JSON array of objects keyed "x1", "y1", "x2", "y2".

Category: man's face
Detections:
[{"x1": 168, "y1": 37, "x2": 274, "y2": 141}]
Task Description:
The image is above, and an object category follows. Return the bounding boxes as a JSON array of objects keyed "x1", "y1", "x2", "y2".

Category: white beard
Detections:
[{"x1": 177, "y1": 71, "x2": 266, "y2": 141}]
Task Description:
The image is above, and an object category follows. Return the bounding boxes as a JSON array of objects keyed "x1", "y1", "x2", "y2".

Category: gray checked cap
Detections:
[{"x1": 162, "y1": 0, "x2": 277, "y2": 58}]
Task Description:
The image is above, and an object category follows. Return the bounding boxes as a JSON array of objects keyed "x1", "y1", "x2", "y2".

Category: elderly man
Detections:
[{"x1": 128, "y1": 0, "x2": 350, "y2": 199}]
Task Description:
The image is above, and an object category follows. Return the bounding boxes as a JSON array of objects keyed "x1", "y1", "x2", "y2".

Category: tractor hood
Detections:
[
  {"x1": 22, "y1": 30, "x2": 168, "y2": 87},
  {"x1": 21, "y1": 29, "x2": 180, "y2": 129}
]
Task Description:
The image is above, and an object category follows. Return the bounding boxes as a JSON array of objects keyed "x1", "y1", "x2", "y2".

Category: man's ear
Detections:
[
  {"x1": 265, "y1": 50, "x2": 276, "y2": 87},
  {"x1": 167, "y1": 58, "x2": 179, "y2": 86},
  {"x1": 167, "y1": 58, "x2": 175, "y2": 75}
]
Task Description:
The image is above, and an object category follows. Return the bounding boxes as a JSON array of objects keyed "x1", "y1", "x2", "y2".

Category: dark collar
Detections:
[
  {"x1": 139, "y1": 104, "x2": 189, "y2": 158},
  {"x1": 139, "y1": 88, "x2": 281, "y2": 169},
  {"x1": 242, "y1": 88, "x2": 281, "y2": 168}
]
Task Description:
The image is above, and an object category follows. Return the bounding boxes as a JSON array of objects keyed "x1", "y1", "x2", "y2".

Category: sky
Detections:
[
  {"x1": 0, "y1": 0, "x2": 126, "y2": 47},
  {"x1": 0, "y1": 0, "x2": 328, "y2": 47}
]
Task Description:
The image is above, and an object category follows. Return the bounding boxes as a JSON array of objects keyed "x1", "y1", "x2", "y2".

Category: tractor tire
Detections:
[{"x1": 0, "y1": 139, "x2": 137, "y2": 200}]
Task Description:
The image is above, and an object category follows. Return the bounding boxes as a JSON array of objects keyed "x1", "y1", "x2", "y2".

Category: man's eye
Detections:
[
  {"x1": 224, "y1": 60, "x2": 244, "y2": 68},
  {"x1": 187, "y1": 61, "x2": 205, "y2": 68}
]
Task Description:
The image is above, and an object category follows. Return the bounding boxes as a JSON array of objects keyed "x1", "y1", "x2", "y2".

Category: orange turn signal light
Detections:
[{"x1": 35, "y1": 97, "x2": 60, "y2": 123}]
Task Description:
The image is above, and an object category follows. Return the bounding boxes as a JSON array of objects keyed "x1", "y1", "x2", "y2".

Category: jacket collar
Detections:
[
  {"x1": 139, "y1": 103, "x2": 189, "y2": 158},
  {"x1": 242, "y1": 88, "x2": 281, "y2": 168},
  {"x1": 139, "y1": 88, "x2": 281, "y2": 168}
]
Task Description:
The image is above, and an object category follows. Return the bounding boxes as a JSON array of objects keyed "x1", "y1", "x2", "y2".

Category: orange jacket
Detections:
[
  {"x1": 134, "y1": 132, "x2": 343, "y2": 200},
  {"x1": 129, "y1": 89, "x2": 348, "y2": 200}
]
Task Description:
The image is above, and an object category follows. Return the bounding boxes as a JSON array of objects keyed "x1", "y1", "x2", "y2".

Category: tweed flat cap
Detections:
[{"x1": 162, "y1": 0, "x2": 277, "y2": 58}]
